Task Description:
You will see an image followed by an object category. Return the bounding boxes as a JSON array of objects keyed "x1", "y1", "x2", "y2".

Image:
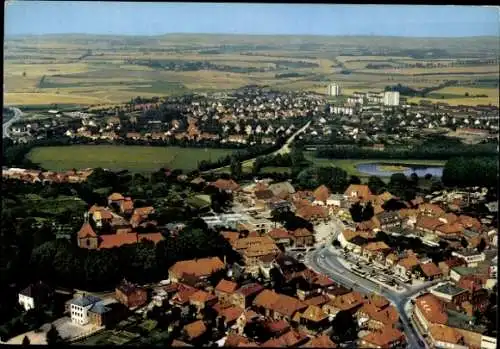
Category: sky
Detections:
[{"x1": 5, "y1": 2, "x2": 500, "y2": 38}]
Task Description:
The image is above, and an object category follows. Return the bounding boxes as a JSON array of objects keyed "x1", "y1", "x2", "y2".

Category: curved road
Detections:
[
  {"x1": 304, "y1": 220, "x2": 438, "y2": 349},
  {"x1": 203, "y1": 119, "x2": 311, "y2": 174},
  {"x1": 3, "y1": 107, "x2": 23, "y2": 139}
]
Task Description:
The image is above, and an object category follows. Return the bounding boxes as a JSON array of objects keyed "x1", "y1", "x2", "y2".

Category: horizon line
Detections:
[{"x1": 5, "y1": 32, "x2": 499, "y2": 39}]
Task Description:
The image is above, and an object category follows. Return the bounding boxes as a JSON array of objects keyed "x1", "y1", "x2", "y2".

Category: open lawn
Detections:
[{"x1": 26, "y1": 145, "x2": 234, "y2": 172}]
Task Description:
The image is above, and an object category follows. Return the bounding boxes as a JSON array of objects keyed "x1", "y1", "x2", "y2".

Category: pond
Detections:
[{"x1": 356, "y1": 162, "x2": 444, "y2": 178}]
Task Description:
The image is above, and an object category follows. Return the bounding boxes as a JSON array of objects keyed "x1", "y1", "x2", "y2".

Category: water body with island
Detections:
[{"x1": 356, "y1": 162, "x2": 444, "y2": 178}]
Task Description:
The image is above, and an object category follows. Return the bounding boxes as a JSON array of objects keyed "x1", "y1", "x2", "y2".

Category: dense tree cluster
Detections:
[
  {"x1": 295, "y1": 166, "x2": 349, "y2": 192},
  {"x1": 442, "y1": 156, "x2": 498, "y2": 189},
  {"x1": 316, "y1": 142, "x2": 497, "y2": 160}
]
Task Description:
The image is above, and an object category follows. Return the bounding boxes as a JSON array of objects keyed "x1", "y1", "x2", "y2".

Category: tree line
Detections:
[{"x1": 316, "y1": 143, "x2": 497, "y2": 161}]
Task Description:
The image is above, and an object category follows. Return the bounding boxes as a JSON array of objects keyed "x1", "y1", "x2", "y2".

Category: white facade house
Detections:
[
  {"x1": 68, "y1": 295, "x2": 102, "y2": 325},
  {"x1": 18, "y1": 282, "x2": 51, "y2": 311},
  {"x1": 19, "y1": 293, "x2": 35, "y2": 311},
  {"x1": 481, "y1": 335, "x2": 497, "y2": 349},
  {"x1": 451, "y1": 250, "x2": 486, "y2": 267},
  {"x1": 383, "y1": 91, "x2": 400, "y2": 106},
  {"x1": 327, "y1": 83, "x2": 342, "y2": 96}
]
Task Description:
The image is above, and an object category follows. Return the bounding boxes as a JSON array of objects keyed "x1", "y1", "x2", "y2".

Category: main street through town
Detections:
[
  {"x1": 202, "y1": 119, "x2": 311, "y2": 174},
  {"x1": 3, "y1": 107, "x2": 23, "y2": 139},
  {"x1": 304, "y1": 218, "x2": 440, "y2": 349}
]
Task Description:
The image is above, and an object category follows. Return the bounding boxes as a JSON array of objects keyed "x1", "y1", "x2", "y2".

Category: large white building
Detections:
[
  {"x1": 327, "y1": 83, "x2": 341, "y2": 96},
  {"x1": 383, "y1": 91, "x2": 400, "y2": 106}
]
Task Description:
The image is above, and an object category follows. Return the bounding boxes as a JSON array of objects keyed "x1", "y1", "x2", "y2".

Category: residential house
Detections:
[
  {"x1": 361, "y1": 241, "x2": 391, "y2": 263},
  {"x1": 230, "y1": 283, "x2": 264, "y2": 309},
  {"x1": 394, "y1": 251, "x2": 420, "y2": 279},
  {"x1": 261, "y1": 329, "x2": 310, "y2": 347},
  {"x1": 418, "y1": 203, "x2": 446, "y2": 217},
  {"x1": 68, "y1": 294, "x2": 112, "y2": 327},
  {"x1": 18, "y1": 281, "x2": 52, "y2": 311},
  {"x1": 418, "y1": 262, "x2": 443, "y2": 281},
  {"x1": 451, "y1": 250, "x2": 486, "y2": 268},
  {"x1": 429, "y1": 283, "x2": 470, "y2": 307},
  {"x1": 413, "y1": 293, "x2": 448, "y2": 333},
  {"x1": 428, "y1": 324, "x2": 468, "y2": 349},
  {"x1": 210, "y1": 179, "x2": 240, "y2": 193},
  {"x1": 322, "y1": 291, "x2": 364, "y2": 317},
  {"x1": 182, "y1": 320, "x2": 207, "y2": 343},
  {"x1": 297, "y1": 305, "x2": 330, "y2": 334},
  {"x1": 359, "y1": 326, "x2": 406, "y2": 349},
  {"x1": 312, "y1": 185, "x2": 331, "y2": 205},
  {"x1": 415, "y1": 216, "x2": 444, "y2": 235},
  {"x1": 119, "y1": 197, "x2": 134, "y2": 215},
  {"x1": 189, "y1": 290, "x2": 218, "y2": 312},
  {"x1": 296, "y1": 204, "x2": 329, "y2": 222},
  {"x1": 168, "y1": 257, "x2": 225, "y2": 283},
  {"x1": 115, "y1": 280, "x2": 147, "y2": 309},
  {"x1": 215, "y1": 279, "x2": 238, "y2": 307},
  {"x1": 356, "y1": 300, "x2": 399, "y2": 331},
  {"x1": 375, "y1": 211, "x2": 402, "y2": 230},
  {"x1": 108, "y1": 192, "x2": 125, "y2": 206},
  {"x1": 90, "y1": 207, "x2": 113, "y2": 228},
  {"x1": 438, "y1": 258, "x2": 466, "y2": 277},
  {"x1": 218, "y1": 306, "x2": 244, "y2": 328},
  {"x1": 344, "y1": 184, "x2": 373, "y2": 202},
  {"x1": 291, "y1": 228, "x2": 315, "y2": 247},
  {"x1": 252, "y1": 290, "x2": 307, "y2": 322},
  {"x1": 268, "y1": 228, "x2": 293, "y2": 246}
]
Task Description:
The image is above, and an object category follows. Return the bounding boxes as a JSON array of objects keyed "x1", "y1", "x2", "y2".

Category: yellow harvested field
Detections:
[
  {"x1": 433, "y1": 86, "x2": 498, "y2": 97},
  {"x1": 359, "y1": 65, "x2": 498, "y2": 75},
  {"x1": 4, "y1": 92, "x2": 108, "y2": 105},
  {"x1": 337, "y1": 56, "x2": 411, "y2": 62},
  {"x1": 408, "y1": 96, "x2": 498, "y2": 107}
]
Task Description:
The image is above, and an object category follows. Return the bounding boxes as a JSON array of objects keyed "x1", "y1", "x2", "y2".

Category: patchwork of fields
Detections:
[
  {"x1": 4, "y1": 34, "x2": 498, "y2": 106},
  {"x1": 26, "y1": 145, "x2": 235, "y2": 172}
]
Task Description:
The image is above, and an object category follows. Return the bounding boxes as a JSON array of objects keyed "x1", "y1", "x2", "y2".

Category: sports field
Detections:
[{"x1": 26, "y1": 145, "x2": 234, "y2": 172}]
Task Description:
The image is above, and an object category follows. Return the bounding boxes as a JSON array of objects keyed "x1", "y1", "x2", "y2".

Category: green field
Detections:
[
  {"x1": 304, "y1": 152, "x2": 446, "y2": 178},
  {"x1": 26, "y1": 145, "x2": 234, "y2": 172}
]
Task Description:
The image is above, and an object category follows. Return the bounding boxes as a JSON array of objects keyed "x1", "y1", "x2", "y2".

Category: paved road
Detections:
[
  {"x1": 3, "y1": 107, "x2": 23, "y2": 139},
  {"x1": 203, "y1": 119, "x2": 311, "y2": 173},
  {"x1": 303, "y1": 219, "x2": 439, "y2": 349}
]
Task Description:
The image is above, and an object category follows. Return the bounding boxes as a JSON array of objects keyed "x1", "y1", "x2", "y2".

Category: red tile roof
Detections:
[
  {"x1": 169, "y1": 257, "x2": 225, "y2": 279},
  {"x1": 268, "y1": 228, "x2": 291, "y2": 240},
  {"x1": 415, "y1": 293, "x2": 448, "y2": 325},
  {"x1": 220, "y1": 306, "x2": 244, "y2": 324},
  {"x1": 183, "y1": 320, "x2": 207, "y2": 340},
  {"x1": 215, "y1": 279, "x2": 238, "y2": 294},
  {"x1": 137, "y1": 232, "x2": 164, "y2": 244},
  {"x1": 78, "y1": 223, "x2": 97, "y2": 238},
  {"x1": 420, "y1": 262, "x2": 442, "y2": 278},
  {"x1": 301, "y1": 335, "x2": 337, "y2": 348},
  {"x1": 99, "y1": 233, "x2": 138, "y2": 249},
  {"x1": 361, "y1": 326, "x2": 404, "y2": 347},
  {"x1": 313, "y1": 185, "x2": 330, "y2": 203}
]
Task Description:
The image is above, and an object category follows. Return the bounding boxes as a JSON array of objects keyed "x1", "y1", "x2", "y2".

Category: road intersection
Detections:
[{"x1": 304, "y1": 217, "x2": 438, "y2": 349}]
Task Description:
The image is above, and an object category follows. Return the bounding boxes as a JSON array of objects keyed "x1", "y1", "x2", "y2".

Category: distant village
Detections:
[{"x1": 6, "y1": 86, "x2": 499, "y2": 148}]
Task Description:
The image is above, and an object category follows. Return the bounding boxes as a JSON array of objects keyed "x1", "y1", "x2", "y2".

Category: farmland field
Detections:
[
  {"x1": 4, "y1": 34, "x2": 498, "y2": 106},
  {"x1": 26, "y1": 145, "x2": 235, "y2": 172}
]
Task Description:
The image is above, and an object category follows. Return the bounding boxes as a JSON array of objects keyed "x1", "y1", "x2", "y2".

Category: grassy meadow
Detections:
[
  {"x1": 4, "y1": 34, "x2": 498, "y2": 106},
  {"x1": 26, "y1": 145, "x2": 235, "y2": 172}
]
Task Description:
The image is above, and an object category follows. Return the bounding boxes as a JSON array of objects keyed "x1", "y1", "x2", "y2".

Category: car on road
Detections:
[
  {"x1": 417, "y1": 339, "x2": 425, "y2": 347},
  {"x1": 320, "y1": 254, "x2": 325, "y2": 259}
]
